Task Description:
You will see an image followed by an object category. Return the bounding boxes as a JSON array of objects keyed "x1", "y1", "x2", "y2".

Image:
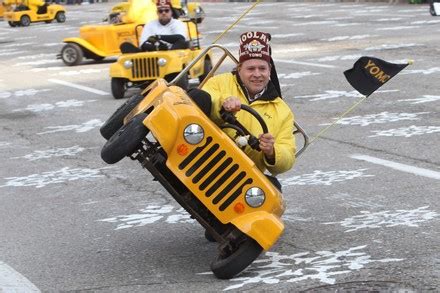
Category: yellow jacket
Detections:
[
  {"x1": 121, "y1": 0, "x2": 157, "y2": 24},
  {"x1": 202, "y1": 72, "x2": 296, "y2": 175},
  {"x1": 24, "y1": 0, "x2": 44, "y2": 12}
]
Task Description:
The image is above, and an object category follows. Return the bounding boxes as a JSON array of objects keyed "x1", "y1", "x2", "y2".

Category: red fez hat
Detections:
[
  {"x1": 239, "y1": 31, "x2": 271, "y2": 64},
  {"x1": 156, "y1": 0, "x2": 171, "y2": 8}
]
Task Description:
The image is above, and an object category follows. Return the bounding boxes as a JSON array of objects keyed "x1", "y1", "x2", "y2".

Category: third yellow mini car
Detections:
[{"x1": 4, "y1": 2, "x2": 65, "y2": 27}]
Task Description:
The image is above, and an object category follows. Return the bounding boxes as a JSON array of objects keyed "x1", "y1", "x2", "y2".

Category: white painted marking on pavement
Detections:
[
  {"x1": 274, "y1": 59, "x2": 337, "y2": 68},
  {"x1": 0, "y1": 261, "x2": 41, "y2": 292},
  {"x1": 48, "y1": 79, "x2": 109, "y2": 96},
  {"x1": 351, "y1": 154, "x2": 440, "y2": 180}
]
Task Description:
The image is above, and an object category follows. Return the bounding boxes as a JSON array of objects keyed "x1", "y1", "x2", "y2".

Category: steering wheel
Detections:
[{"x1": 219, "y1": 104, "x2": 268, "y2": 151}]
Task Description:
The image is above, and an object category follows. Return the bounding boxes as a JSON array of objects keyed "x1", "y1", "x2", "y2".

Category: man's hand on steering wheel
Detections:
[
  {"x1": 259, "y1": 133, "x2": 275, "y2": 163},
  {"x1": 222, "y1": 96, "x2": 241, "y2": 113}
]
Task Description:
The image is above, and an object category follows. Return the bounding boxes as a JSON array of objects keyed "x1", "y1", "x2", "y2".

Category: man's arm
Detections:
[{"x1": 265, "y1": 109, "x2": 296, "y2": 175}]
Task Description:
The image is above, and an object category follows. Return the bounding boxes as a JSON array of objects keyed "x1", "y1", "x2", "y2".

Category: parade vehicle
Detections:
[
  {"x1": 99, "y1": 44, "x2": 309, "y2": 279},
  {"x1": 4, "y1": 2, "x2": 65, "y2": 27},
  {"x1": 108, "y1": 13, "x2": 210, "y2": 99},
  {"x1": 58, "y1": 0, "x2": 204, "y2": 66}
]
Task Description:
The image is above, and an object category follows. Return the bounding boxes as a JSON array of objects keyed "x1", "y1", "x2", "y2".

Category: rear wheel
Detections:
[
  {"x1": 8, "y1": 21, "x2": 17, "y2": 27},
  {"x1": 101, "y1": 113, "x2": 149, "y2": 164},
  {"x1": 61, "y1": 43, "x2": 83, "y2": 66},
  {"x1": 100, "y1": 93, "x2": 145, "y2": 140},
  {"x1": 430, "y1": 6, "x2": 437, "y2": 16},
  {"x1": 211, "y1": 233, "x2": 263, "y2": 279},
  {"x1": 20, "y1": 15, "x2": 31, "y2": 26},
  {"x1": 111, "y1": 78, "x2": 127, "y2": 99},
  {"x1": 56, "y1": 11, "x2": 66, "y2": 23}
]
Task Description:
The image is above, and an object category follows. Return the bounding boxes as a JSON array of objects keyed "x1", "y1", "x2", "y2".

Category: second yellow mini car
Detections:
[{"x1": 4, "y1": 2, "x2": 65, "y2": 27}]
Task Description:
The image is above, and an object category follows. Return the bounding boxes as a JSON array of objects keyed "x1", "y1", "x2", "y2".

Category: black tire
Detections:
[
  {"x1": 101, "y1": 113, "x2": 149, "y2": 164},
  {"x1": 20, "y1": 15, "x2": 31, "y2": 27},
  {"x1": 61, "y1": 43, "x2": 83, "y2": 66},
  {"x1": 56, "y1": 11, "x2": 66, "y2": 23},
  {"x1": 45, "y1": 20, "x2": 53, "y2": 23},
  {"x1": 100, "y1": 93, "x2": 145, "y2": 140},
  {"x1": 198, "y1": 57, "x2": 212, "y2": 83},
  {"x1": 211, "y1": 236, "x2": 263, "y2": 279},
  {"x1": 430, "y1": 6, "x2": 437, "y2": 16},
  {"x1": 205, "y1": 230, "x2": 216, "y2": 242},
  {"x1": 8, "y1": 21, "x2": 17, "y2": 27},
  {"x1": 111, "y1": 78, "x2": 127, "y2": 99}
]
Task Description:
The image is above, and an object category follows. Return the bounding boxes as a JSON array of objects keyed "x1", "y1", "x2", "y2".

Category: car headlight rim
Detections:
[
  {"x1": 245, "y1": 187, "x2": 265, "y2": 208},
  {"x1": 123, "y1": 60, "x2": 133, "y2": 69},
  {"x1": 183, "y1": 124, "x2": 204, "y2": 145}
]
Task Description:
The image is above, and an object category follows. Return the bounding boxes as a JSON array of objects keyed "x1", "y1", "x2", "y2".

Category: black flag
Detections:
[{"x1": 344, "y1": 56, "x2": 408, "y2": 96}]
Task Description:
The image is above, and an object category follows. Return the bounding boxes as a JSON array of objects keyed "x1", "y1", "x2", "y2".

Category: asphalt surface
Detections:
[{"x1": 0, "y1": 2, "x2": 439, "y2": 292}]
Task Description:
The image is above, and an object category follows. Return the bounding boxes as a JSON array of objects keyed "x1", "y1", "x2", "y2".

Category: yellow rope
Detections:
[
  {"x1": 309, "y1": 95, "x2": 368, "y2": 145},
  {"x1": 212, "y1": 0, "x2": 261, "y2": 44}
]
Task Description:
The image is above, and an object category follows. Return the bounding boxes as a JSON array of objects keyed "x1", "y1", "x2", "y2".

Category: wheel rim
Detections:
[
  {"x1": 58, "y1": 13, "x2": 65, "y2": 22},
  {"x1": 63, "y1": 47, "x2": 77, "y2": 63},
  {"x1": 22, "y1": 16, "x2": 30, "y2": 26}
]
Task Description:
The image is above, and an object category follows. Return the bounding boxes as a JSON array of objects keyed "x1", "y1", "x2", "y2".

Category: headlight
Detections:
[
  {"x1": 123, "y1": 60, "x2": 132, "y2": 69},
  {"x1": 157, "y1": 58, "x2": 167, "y2": 67},
  {"x1": 245, "y1": 187, "x2": 265, "y2": 208},
  {"x1": 183, "y1": 124, "x2": 204, "y2": 145}
]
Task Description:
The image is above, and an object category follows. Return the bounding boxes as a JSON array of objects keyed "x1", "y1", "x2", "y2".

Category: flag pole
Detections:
[{"x1": 308, "y1": 95, "x2": 369, "y2": 145}]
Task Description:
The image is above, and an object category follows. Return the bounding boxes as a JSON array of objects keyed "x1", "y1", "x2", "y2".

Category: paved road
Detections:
[{"x1": 0, "y1": 2, "x2": 439, "y2": 292}]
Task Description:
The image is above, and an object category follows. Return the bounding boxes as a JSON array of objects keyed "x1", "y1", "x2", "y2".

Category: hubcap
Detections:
[{"x1": 63, "y1": 48, "x2": 77, "y2": 63}]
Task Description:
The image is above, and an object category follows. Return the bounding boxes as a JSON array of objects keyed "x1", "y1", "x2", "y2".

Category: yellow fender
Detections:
[
  {"x1": 231, "y1": 211, "x2": 284, "y2": 251},
  {"x1": 62, "y1": 37, "x2": 106, "y2": 57}
]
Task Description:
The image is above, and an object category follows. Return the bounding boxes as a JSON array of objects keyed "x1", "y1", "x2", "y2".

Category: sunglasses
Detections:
[{"x1": 157, "y1": 8, "x2": 170, "y2": 14}]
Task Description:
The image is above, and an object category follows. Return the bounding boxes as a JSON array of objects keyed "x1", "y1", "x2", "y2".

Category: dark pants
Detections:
[{"x1": 141, "y1": 39, "x2": 188, "y2": 52}]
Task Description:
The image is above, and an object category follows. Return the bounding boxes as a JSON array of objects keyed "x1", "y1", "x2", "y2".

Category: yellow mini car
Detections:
[
  {"x1": 59, "y1": 0, "x2": 204, "y2": 66},
  {"x1": 4, "y1": 3, "x2": 65, "y2": 27},
  {"x1": 99, "y1": 44, "x2": 309, "y2": 279},
  {"x1": 109, "y1": 19, "x2": 211, "y2": 99}
]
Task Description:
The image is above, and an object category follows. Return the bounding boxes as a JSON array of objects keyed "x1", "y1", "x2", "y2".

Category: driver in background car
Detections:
[
  {"x1": 120, "y1": 0, "x2": 187, "y2": 53},
  {"x1": 189, "y1": 31, "x2": 296, "y2": 190}
]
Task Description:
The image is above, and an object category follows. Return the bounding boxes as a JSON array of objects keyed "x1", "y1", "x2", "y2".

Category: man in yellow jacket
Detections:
[{"x1": 192, "y1": 31, "x2": 296, "y2": 188}]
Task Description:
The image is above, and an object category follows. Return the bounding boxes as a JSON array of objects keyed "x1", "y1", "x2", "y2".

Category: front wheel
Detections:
[
  {"x1": 20, "y1": 15, "x2": 31, "y2": 27},
  {"x1": 100, "y1": 93, "x2": 145, "y2": 140},
  {"x1": 101, "y1": 113, "x2": 149, "y2": 164},
  {"x1": 56, "y1": 11, "x2": 66, "y2": 23},
  {"x1": 111, "y1": 78, "x2": 127, "y2": 99},
  {"x1": 211, "y1": 234, "x2": 263, "y2": 279},
  {"x1": 61, "y1": 43, "x2": 83, "y2": 66}
]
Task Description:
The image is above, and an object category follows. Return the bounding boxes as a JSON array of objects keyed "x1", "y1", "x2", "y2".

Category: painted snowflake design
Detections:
[
  {"x1": 280, "y1": 169, "x2": 374, "y2": 187},
  {"x1": 0, "y1": 167, "x2": 110, "y2": 188},
  {"x1": 369, "y1": 125, "x2": 440, "y2": 138},
  {"x1": 37, "y1": 119, "x2": 103, "y2": 134},
  {"x1": 0, "y1": 89, "x2": 51, "y2": 99},
  {"x1": 322, "y1": 111, "x2": 429, "y2": 127},
  {"x1": 213, "y1": 246, "x2": 403, "y2": 291},
  {"x1": 323, "y1": 206, "x2": 438, "y2": 232},
  {"x1": 11, "y1": 146, "x2": 86, "y2": 161},
  {"x1": 398, "y1": 95, "x2": 440, "y2": 104},
  {"x1": 98, "y1": 205, "x2": 195, "y2": 230},
  {"x1": 295, "y1": 90, "x2": 362, "y2": 101},
  {"x1": 13, "y1": 99, "x2": 96, "y2": 113}
]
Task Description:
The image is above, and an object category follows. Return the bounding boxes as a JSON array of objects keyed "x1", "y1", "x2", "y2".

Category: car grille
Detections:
[
  {"x1": 131, "y1": 57, "x2": 160, "y2": 79},
  {"x1": 178, "y1": 137, "x2": 253, "y2": 211}
]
